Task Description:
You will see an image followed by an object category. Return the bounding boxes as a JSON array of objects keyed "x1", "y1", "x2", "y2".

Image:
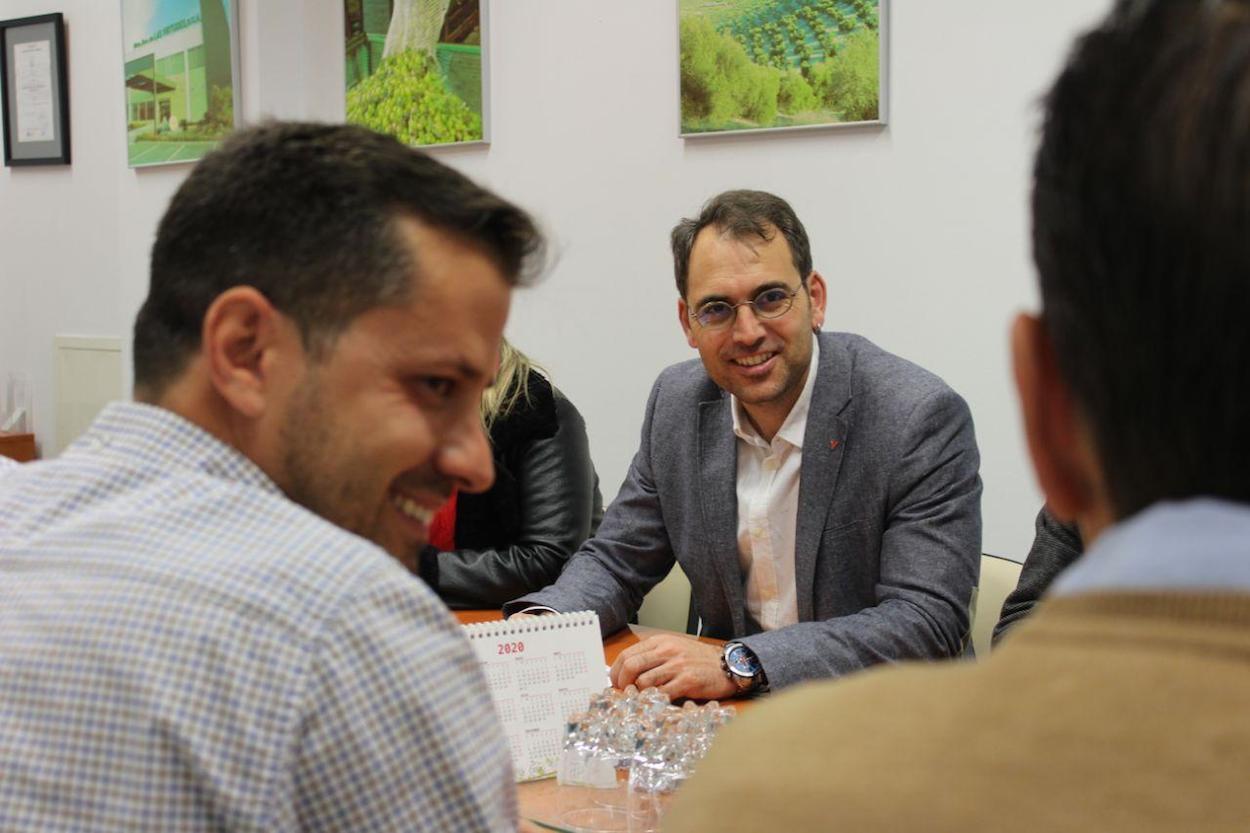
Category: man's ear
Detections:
[
  {"x1": 806, "y1": 271, "x2": 827, "y2": 331},
  {"x1": 1011, "y1": 313, "x2": 1102, "y2": 524},
  {"x1": 678, "y1": 297, "x2": 698, "y2": 349},
  {"x1": 201, "y1": 286, "x2": 293, "y2": 419}
]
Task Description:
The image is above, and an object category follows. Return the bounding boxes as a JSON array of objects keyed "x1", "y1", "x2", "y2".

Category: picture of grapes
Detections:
[
  {"x1": 680, "y1": 0, "x2": 882, "y2": 136},
  {"x1": 344, "y1": 0, "x2": 484, "y2": 147}
]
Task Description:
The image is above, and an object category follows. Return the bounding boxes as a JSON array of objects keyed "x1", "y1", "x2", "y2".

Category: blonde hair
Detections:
[{"x1": 481, "y1": 339, "x2": 544, "y2": 430}]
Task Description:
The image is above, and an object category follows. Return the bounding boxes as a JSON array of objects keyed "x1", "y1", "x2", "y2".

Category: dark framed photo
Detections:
[{"x1": 0, "y1": 12, "x2": 71, "y2": 166}]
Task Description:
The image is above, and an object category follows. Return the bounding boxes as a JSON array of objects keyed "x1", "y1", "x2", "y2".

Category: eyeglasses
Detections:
[{"x1": 689, "y1": 284, "x2": 803, "y2": 330}]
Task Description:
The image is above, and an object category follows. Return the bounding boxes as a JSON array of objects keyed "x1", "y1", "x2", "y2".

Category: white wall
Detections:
[{"x1": 0, "y1": 0, "x2": 1109, "y2": 559}]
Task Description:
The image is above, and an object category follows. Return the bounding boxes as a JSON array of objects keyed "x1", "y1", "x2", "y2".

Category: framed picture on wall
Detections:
[
  {"x1": 1, "y1": 13, "x2": 71, "y2": 166},
  {"x1": 344, "y1": 0, "x2": 489, "y2": 147},
  {"x1": 678, "y1": 0, "x2": 888, "y2": 137},
  {"x1": 119, "y1": 0, "x2": 240, "y2": 168}
]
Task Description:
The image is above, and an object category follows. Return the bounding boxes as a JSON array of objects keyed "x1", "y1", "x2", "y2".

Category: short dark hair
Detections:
[
  {"x1": 670, "y1": 190, "x2": 813, "y2": 299},
  {"x1": 1032, "y1": 0, "x2": 1250, "y2": 518},
  {"x1": 134, "y1": 121, "x2": 543, "y2": 396}
]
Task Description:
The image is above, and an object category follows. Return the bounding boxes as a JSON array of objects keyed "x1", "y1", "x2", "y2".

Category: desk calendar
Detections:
[{"x1": 462, "y1": 611, "x2": 609, "y2": 781}]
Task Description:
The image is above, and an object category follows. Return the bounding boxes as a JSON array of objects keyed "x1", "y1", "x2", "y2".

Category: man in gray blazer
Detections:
[{"x1": 506, "y1": 190, "x2": 981, "y2": 700}]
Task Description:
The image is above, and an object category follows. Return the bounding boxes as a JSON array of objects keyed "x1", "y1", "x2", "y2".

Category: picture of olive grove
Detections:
[
  {"x1": 680, "y1": 0, "x2": 881, "y2": 135},
  {"x1": 344, "y1": 0, "x2": 484, "y2": 147}
]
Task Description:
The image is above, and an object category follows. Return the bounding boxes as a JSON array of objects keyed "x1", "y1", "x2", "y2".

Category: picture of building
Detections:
[{"x1": 121, "y1": 0, "x2": 237, "y2": 166}]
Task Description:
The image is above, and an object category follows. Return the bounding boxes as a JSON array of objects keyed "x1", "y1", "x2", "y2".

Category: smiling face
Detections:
[
  {"x1": 270, "y1": 215, "x2": 510, "y2": 570},
  {"x1": 678, "y1": 225, "x2": 826, "y2": 440}
]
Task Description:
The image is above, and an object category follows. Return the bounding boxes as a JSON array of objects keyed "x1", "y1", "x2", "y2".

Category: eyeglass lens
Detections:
[{"x1": 696, "y1": 287, "x2": 796, "y2": 328}]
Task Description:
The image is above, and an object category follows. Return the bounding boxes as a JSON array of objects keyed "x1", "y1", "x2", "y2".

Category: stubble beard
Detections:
[
  {"x1": 278, "y1": 372, "x2": 397, "y2": 560},
  {"x1": 727, "y1": 335, "x2": 812, "y2": 410}
]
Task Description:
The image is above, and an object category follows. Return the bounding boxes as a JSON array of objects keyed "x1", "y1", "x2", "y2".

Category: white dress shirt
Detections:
[{"x1": 731, "y1": 339, "x2": 819, "y2": 632}]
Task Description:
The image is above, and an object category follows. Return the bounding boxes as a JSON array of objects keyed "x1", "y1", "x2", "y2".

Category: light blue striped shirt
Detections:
[
  {"x1": 0, "y1": 402, "x2": 515, "y2": 831},
  {"x1": 1053, "y1": 498, "x2": 1250, "y2": 596}
]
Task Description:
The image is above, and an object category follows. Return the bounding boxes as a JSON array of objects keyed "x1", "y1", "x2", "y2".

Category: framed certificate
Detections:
[{"x1": 0, "y1": 12, "x2": 71, "y2": 166}]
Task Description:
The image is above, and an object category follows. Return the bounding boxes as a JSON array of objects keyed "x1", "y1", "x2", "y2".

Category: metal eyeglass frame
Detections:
[{"x1": 688, "y1": 283, "x2": 805, "y2": 330}]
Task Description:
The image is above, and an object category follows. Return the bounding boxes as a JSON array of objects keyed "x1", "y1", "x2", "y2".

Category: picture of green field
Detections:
[
  {"x1": 680, "y1": 0, "x2": 882, "y2": 135},
  {"x1": 344, "y1": 0, "x2": 485, "y2": 147}
]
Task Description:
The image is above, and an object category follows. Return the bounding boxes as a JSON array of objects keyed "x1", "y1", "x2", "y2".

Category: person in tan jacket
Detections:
[{"x1": 665, "y1": 2, "x2": 1250, "y2": 831}]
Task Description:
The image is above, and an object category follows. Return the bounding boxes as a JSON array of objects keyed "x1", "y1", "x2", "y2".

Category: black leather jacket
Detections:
[{"x1": 422, "y1": 371, "x2": 603, "y2": 608}]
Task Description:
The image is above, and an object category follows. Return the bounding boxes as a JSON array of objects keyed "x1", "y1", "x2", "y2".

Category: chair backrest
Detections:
[{"x1": 970, "y1": 553, "x2": 1024, "y2": 659}]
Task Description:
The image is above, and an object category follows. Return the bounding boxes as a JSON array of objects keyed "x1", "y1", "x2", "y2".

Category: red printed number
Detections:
[{"x1": 497, "y1": 641, "x2": 525, "y2": 655}]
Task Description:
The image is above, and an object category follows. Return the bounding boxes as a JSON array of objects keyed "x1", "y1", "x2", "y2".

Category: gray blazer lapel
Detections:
[
  {"x1": 696, "y1": 396, "x2": 746, "y2": 631},
  {"x1": 794, "y1": 333, "x2": 853, "y2": 621}
]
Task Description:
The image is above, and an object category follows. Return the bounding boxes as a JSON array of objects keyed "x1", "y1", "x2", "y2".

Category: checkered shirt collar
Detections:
[{"x1": 73, "y1": 401, "x2": 282, "y2": 497}]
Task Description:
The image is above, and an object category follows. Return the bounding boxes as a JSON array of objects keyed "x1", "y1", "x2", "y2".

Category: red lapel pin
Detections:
[{"x1": 829, "y1": 439, "x2": 840, "y2": 451}]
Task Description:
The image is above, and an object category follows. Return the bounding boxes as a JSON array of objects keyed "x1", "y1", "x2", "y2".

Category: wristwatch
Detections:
[{"x1": 721, "y1": 642, "x2": 767, "y2": 694}]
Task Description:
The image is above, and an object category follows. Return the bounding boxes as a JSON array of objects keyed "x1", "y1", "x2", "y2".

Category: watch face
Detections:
[{"x1": 726, "y1": 644, "x2": 761, "y2": 677}]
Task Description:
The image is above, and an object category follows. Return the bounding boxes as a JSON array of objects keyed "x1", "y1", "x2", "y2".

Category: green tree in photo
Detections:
[
  {"x1": 738, "y1": 62, "x2": 780, "y2": 123},
  {"x1": 207, "y1": 85, "x2": 233, "y2": 130},
  {"x1": 680, "y1": 16, "x2": 780, "y2": 128},
  {"x1": 778, "y1": 69, "x2": 817, "y2": 113},
  {"x1": 809, "y1": 28, "x2": 879, "y2": 122},
  {"x1": 679, "y1": 15, "x2": 729, "y2": 121}
]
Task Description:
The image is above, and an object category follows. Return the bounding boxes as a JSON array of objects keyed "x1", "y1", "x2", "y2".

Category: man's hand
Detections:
[{"x1": 609, "y1": 634, "x2": 738, "y2": 701}]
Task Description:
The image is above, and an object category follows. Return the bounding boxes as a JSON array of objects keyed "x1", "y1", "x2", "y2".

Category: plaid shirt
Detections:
[{"x1": 0, "y1": 402, "x2": 515, "y2": 831}]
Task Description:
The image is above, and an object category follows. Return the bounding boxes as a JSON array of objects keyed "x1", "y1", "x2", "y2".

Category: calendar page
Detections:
[{"x1": 462, "y1": 611, "x2": 609, "y2": 781}]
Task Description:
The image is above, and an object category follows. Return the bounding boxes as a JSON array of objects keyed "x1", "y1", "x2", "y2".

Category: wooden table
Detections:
[
  {"x1": 0, "y1": 432, "x2": 36, "y2": 462},
  {"x1": 454, "y1": 611, "x2": 754, "y2": 832}
]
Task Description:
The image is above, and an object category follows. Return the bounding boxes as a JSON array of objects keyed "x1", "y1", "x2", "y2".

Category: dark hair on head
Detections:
[
  {"x1": 1032, "y1": 0, "x2": 1250, "y2": 518},
  {"x1": 670, "y1": 189, "x2": 813, "y2": 299},
  {"x1": 134, "y1": 121, "x2": 544, "y2": 397}
]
